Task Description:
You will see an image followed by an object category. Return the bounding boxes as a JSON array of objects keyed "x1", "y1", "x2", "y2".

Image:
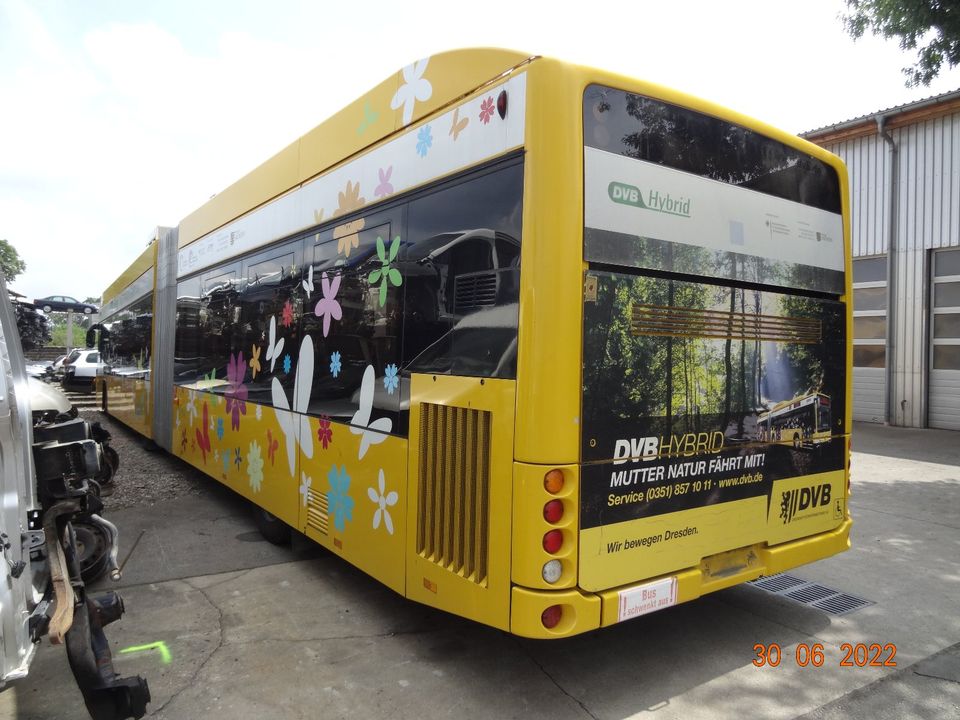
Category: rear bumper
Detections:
[{"x1": 510, "y1": 517, "x2": 852, "y2": 639}]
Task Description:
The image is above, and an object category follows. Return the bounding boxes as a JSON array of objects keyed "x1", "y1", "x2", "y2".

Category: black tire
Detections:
[
  {"x1": 254, "y1": 507, "x2": 292, "y2": 545},
  {"x1": 42, "y1": 305, "x2": 52, "y2": 313},
  {"x1": 72, "y1": 521, "x2": 111, "y2": 583},
  {"x1": 793, "y1": 432, "x2": 801, "y2": 449},
  {"x1": 83, "y1": 307, "x2": 93, "y2": 314}
]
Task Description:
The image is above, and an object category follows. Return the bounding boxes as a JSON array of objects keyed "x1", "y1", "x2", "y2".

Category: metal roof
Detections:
[{"x1": 801, "y1": 87, "x2": 960, "y2": 138}]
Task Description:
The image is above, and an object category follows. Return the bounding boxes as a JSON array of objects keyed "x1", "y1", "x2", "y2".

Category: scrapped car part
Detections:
[{"x1": 0, "y1": 273, "x2": 148, "y2": 718}]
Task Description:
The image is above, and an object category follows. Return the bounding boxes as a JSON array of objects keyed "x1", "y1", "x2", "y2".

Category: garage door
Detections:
[
  {"x1": 930, "y1": 248, "x2": 960, "y2": 430},
  {"x1": 853, "y1": 257, "x2": 887, "y2": 423}
]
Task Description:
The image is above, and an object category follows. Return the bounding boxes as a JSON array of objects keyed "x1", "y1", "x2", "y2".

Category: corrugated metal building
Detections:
[{"x1": 803, "y1": 90, "x2": 960, "y2": 430}]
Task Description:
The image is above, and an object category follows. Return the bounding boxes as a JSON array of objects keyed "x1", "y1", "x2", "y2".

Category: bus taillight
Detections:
[
  {"x1": 544, "y1": 469, "x2": 564, "y2": 494},
  {"x1": 543, "y1": 499, "x2": 563, "y2": 523},
  {"x1": 541, "y1": 560, "x2": 562, "y2": 584},
  {"x1": 542, "y1": 529, "x2": 563, "y2": 554},
  {"x1": 541, "y1": 604, "x2": 562, "y2": 629}
]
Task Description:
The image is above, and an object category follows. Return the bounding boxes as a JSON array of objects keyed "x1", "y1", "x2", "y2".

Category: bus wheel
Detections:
[
  {"x1": 793, "y1": 433, "x2": 801, "y2": 449},
  {"x1": 254, "y1": 507, "x2": 292, "y2": 545}
]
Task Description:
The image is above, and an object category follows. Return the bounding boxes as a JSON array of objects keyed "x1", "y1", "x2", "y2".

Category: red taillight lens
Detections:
[
  {"x1": 542, "y1": 529, "x2": 563, "y2": 554},
  {"x1": 543, "y1": 499, "x2": 563, "y2": 524},
  {"x1": 541, "y1": 604, "x2": 562, "y2": 629},
  {"x1": 544, "y1": 469, "x2": 564, "y2": 494},
  {"x1": 497, "y1": 90, "x2": 507, "y2": 119}
]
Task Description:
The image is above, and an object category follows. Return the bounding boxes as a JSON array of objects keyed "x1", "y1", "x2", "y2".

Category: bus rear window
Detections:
[{"x1": 583, "y1": 85, "x2": 840, "y2": 214}]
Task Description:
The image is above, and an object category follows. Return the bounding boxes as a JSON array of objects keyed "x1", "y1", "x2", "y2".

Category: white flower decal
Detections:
[
  {"x1": 300, "y1": 472, "x2": 312, "y2": 507},
  {"x1": 247, "y1": 440, "x2": 264, "y2": 493},
  {"x1": 390, "y1": 57, "x2": 432, "y2": 127},
  {"x1": 367, "y1": 469, "x2": 398, "y2": 535},
  {"x1": 273, "y1": 336, "x2": 315, "y2": 476},
  {"x1": 256, "y1": 404, "x2": 262, "y2": 420}
]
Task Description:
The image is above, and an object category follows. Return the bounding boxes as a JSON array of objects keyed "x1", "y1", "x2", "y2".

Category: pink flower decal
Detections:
[
  {"x1": 479, "y1": 96, "x2": 495, "y2": 124},
  {"x1": 375, "y1": 167, "x2": 394, "y2": 198},
  {"x1": 317, "y1": 415, "x2": 333, "y2": 449},
  {"x1": 225, "y1": 352, "x2": 248, "y2": 431},
  {"x1": 314, "y1": 272, "x2": 342, "y2": 337},
  {"x1": 281, "y1": 299, "x2": 295, "y2": 328}
]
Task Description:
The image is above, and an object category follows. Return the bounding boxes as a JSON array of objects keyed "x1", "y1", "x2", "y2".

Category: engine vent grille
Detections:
[
  {"x1": 630, "y1": 304, "x2": 821, "y2": 344},
  {"x1": 454, "y1": 272, "x2": 498, "y2": 312},
  {"x1": 306, "y1": 487, "x2": 329, "y2": 536},
  {"x1": 417, "y1": 403, "x2": 491, "y2": 585}
]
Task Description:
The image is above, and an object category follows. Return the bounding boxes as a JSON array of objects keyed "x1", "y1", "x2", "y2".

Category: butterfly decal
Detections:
[
  {"x1": 314, "y1": 272, "x2": 342, "y2": 337},
  {"x1": 449, "y1": 107, "x2": 468, "y2": 141},
  {"x1": 272, "y1": 335, "x2": 315, "y2": 476},
  {"x1": 357, "y1": 100, "x2": 380, "y2": 135},
  {"x1": 266, "y1": 428, "x2": 279, "y2": 465},
  {"x1": 265, "y1": 315, "x2": 285, "y2": 373},
  {"x1": 350, "y1": 365, "x2": 393, "y2": 460},
  {"x1": 195, "y1": 402, "x2": 211, "y2": 464}
]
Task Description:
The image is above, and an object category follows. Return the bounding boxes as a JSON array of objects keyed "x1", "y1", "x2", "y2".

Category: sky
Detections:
[{"x1": 2, "y1": 0, "x2": 959, "y2": 304}]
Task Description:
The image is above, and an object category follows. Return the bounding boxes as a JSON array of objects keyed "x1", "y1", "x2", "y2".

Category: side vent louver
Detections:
[
  {"x1": 306, "y1": 487, "x2": 329, "y2": 535},
  {"x1": 417, "y1": 403, "x2": 491, "y2": 586},
  {"x1": 631, "y1": 304, "x2": 821, "y2": 344}
]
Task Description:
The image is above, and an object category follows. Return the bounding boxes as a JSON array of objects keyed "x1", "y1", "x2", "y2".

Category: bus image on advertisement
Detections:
[
  {"x1": 757, "y1": 393, "x2": 833, "y2": 449},
  {"x1": 96, "y1": 49, "x2": 852, "y2": 638}
]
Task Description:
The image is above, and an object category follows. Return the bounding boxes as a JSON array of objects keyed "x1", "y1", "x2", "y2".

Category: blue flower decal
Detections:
[
  {"x1": 383, "y1": 364, "x2": 399, "y2": 395},
  {"x1": 327, "y1": 464, "x2": 354, "y2": 532},
  {"x1": 330, "y1": 351, "x2": 342, "y2": 378},
  {"x1": 416, "y1": 124, "x2": 432, "y2": 157},
  {"x1": 222, "y1": 450, "x2": 230, "y2": 475},
  {"x1": 216, "y1": 416, "x2": 224, "y2": 441},
  {"x1": 283, "y1": 353, "x2": 292, "y2": 375}
]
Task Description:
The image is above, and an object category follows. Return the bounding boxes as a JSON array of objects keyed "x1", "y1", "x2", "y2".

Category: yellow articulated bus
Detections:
[
  {"x1": 757, "y1": 392, "x2": 833, "y2": 449},
  {"x1": 99, "y1": 48, "x2": 852, "y2": 638}
]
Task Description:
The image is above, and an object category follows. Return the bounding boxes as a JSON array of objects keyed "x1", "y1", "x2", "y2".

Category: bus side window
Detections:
[{"x1": 401, "y1": 162, "x2": 523, "y2": 378}]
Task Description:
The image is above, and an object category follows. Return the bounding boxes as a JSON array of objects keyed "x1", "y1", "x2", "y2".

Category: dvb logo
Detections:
[{"x1": 779, "y1": 483, "x2": 831, "y2": 524}]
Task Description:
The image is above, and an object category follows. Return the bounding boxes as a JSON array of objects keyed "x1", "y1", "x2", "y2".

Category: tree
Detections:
[
  {"x1": 842, "y1": 0, "x2": 960, "y2": 86},
  {"x1": 0, "y1": 239, "x2": 26, "y2": 282}
]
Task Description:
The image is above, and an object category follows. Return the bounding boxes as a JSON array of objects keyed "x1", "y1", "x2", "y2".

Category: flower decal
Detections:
[
  {"x1": 374, "y1": 166, "x2": 394, "y2": 198},
  {"x1": 255, "y1": 404, "x2": 262, "y2": 420},
  {"x1": 247, "y1": 441, "x2": 264, "y2": 493},
  {"x1": 283, "y1": 353, "x2": 292, "y2": 375},
  {"x1": 249, "y1": 344, "x2": 262, "y2": 379},
  {"x1": 416, "y1": 125, "x2": 433, "y2": 158},
  {"x1": 383, "y1": 364, "x2": 399, "y2": 395},
  {"x1": 368, "y1": 235, "x2": 402, "y2": 306},
  {"x1": 330, "y1": 351, "x2": 342, "y2": 377},
  {"x1": 300, "y1": 473, "x2": 312, "y2": 507},
  {"x1": 225, "y1": 352, "x2": 248, "y2": 431},
  {"x1": 479, "y1": 96, "x2": 495, "y2": 124},
  {"x1": 313, "y1": 272, "x2": 342, "y2": 337},
  {"x1": 367, "y1": 469, "x2": 398, "y2": 535},
  {"x1": 281, "y1": 300, "x2": 295, "y2": 328},
  {"x1": 216, "y1": 416, "x2": 224, "y2": 441},
  {"x1": 317, "y1": 415, "x2": 333, "y2": 449},
  {"x1": 234, "y1": 447, "x2": 242, "y2": 469},
  {"x1": 196, "y1": 403, "x2": 211, "y2": 463},
  {"x1": 332, "y1": 181, "x2": 366, "y2": 258},
  {"x1": 222, "y1": 450, "x2": 231, "y2": 476},
  {"x1": 327, "y1": 465, "x2": 354, "y2": 532},
  {"x1": 390, "y1": 57, "x2": 432, "y2": 126}
]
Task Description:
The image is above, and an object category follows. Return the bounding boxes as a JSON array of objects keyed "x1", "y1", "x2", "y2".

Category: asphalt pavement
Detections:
[{"x1": 1, "y1": 421, "x2": 958, "y2": 720}]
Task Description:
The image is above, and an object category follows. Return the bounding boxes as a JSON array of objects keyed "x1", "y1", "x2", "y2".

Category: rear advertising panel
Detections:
[{"x1": 580, "y1": 85, "x2": 847, "y2": 592}]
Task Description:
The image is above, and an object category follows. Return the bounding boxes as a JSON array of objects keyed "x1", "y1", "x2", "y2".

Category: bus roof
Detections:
[{"x1": 177, "y1": 48, "x2": 534, "y2": 250}]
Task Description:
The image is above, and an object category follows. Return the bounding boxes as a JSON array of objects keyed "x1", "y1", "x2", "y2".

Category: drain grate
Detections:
[{"x1": 747, "y1": 574, "x2": 874, "y2": 616}]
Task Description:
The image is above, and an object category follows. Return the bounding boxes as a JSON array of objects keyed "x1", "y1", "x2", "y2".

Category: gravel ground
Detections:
[{"x1": 81, "y1": 409, "x2": 209, "y2": 510}]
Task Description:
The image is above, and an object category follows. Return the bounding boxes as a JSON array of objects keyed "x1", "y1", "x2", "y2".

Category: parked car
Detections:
[
  {"x1": 61, "y1": 348, "x2": 105, "y2": 390},
  {"x1": 33, "y1": 295, "x2": 98, "y2": 314}
]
